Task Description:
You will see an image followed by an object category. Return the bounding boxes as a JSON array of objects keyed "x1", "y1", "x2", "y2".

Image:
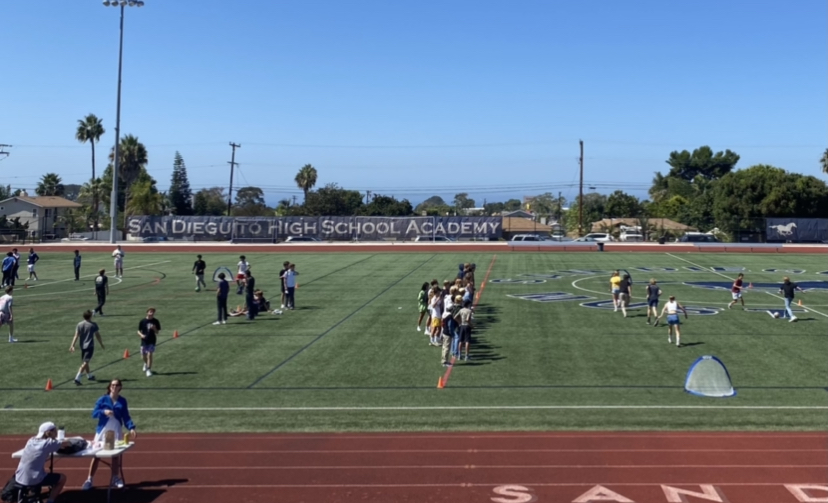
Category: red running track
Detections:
[{"x1": 2, "y1": 432, "x2": 827, "y2": 503}]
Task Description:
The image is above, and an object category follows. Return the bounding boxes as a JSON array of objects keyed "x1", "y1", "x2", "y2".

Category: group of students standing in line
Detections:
[{"x1": 416, "y1": 263, "x2": 477, "y2": 366}]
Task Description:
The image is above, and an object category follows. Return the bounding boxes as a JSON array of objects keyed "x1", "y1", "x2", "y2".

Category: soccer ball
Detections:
[
  {"x1": 195, "y1": 287, "x2": 201, "y2": 292},
  {"x1": 773, "y1": 312, "x2": 780, "y2": 318}
]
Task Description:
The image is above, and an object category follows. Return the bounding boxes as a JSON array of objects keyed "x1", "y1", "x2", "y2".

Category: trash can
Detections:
[
  {"x1": 658, "y1": 237, "x2": 666, "y2": 245},
  {"x1": 597, "y1": 242, "x2": 604, "y2": 252}
]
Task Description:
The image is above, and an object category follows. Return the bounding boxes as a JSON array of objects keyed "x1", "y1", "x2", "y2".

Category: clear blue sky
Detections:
[{"x1": 2, "y1": 0, "x2": 825, "y2": 207}]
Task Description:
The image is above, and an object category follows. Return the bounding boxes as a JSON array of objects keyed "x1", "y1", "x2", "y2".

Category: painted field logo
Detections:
[
  {"x1": 580, "y1": 299, "x2": 721, "y2": 316},
  {"x1": 685, "y1": 281, "x2": 828, "y2": 292},
  {"x1": 508, "y1": 292, "x2": 592, "y2": 303},
  {"x1": 763, "y1": 268, "x2": 805, "y2": 274},
  {"x1": 490, "y1": 278, "x2": 547, "y2": 284},
  {"x1": 684, "y1": 266, "x2": 746, "y2": 272}
]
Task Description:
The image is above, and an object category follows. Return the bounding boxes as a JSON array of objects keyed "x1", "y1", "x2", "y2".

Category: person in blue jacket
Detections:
[{"x1": 81, "y1": 378, "x2": 137, "y2": 491}]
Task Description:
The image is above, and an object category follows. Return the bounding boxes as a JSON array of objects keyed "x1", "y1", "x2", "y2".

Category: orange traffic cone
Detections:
[
  {"x1": 296, "y1": 283, "x2": 300, "y2": 289},
  {"x1": 798, "y1": 299, "x2": 803, "y2": 306},
  {"x1": 24, "y1": 283, "x2": 28, "y2": 289},
  {"x1": 123, "y1": 349, "x2": 130, "y2": 359},
  {"x1": 45, "y1": 379, "x2": 53, "y2": 391},
  {"x1": 748, "y1": 282, "x2": 753, "y2": 289},
  {"x1": 173, "y1": 330, "x2": 179, "y2": 338},
  {"x1": 437, "y1": 377, "x2": 444, "y2": 389}
]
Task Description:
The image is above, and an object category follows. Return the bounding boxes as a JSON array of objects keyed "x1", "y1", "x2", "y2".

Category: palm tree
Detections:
[
  {"x1": 125, "y1": 179, "x2": 163, "y2": 216},
  {"x1": 36, "y1": 173, "x2": 65, "y2": 196},
  {"x1": 108, "y1": 134, "x2": 148, "y2": 214},
  {"x1": 294, "y1": 164, "x2": 318, "y2": 202},
  {"x1": 75, "y1": 114, "x2": 105, "y2": 231},
  {"x1": 821, "y1": 148, "x2": 828, "y2": 174}
]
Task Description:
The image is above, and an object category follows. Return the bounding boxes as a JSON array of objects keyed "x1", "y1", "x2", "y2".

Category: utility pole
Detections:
[
  {"x1": 557, "y1": 191, "x2": 562, "y2": 222},
  {"x1": 227, "y1": 142, "x2": 240, "y2": 215},
  {"x1": 0, "y1": 144, "x2": 11, "y2": 160},
  {"x1": 578, "y1": 139, "x2": 584, "y2": 237},
  {"x1": 365, "y1": 190, "x2": 372, "y2": 204},
  {"x1": 292, "y1": 195, "x2": 297, "y2": 206}
]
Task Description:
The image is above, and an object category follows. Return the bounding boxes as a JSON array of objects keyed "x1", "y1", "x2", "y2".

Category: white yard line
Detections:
[
  {"x1": 23, "y1": 260, "x2": 171, "y2": 289},
  {"x1": 0, "y1": 405, "x2": 826, "y2": 412}
]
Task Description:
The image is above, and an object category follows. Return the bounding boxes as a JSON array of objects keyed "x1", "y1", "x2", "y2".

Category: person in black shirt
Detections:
[
  {"x1": 192, "y1": 255, "x2": 207, "y2": 292},
  {"x1": 645, "y1": 279, "x2": 663, "y2": 325},
  {"x1": 93, "y1": 269, "x2": 109, "y2": 317},
  {"x1": 779, "y1": 276, "x2": 804, "y2": 322},
  {"x1": 137, "y1": 308, "x2": 161, "y2": 376},
  {"x1": 244, "y1": 270, "x2": 257, "y2": 320},
  {"x1": 618, "y1": 274, "x2": 632, "y2": 318}
]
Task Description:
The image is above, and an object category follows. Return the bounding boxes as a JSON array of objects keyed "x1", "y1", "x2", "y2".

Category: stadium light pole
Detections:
[{"x1": 104, "y1": 0, "x2": 144, "y2": 243}]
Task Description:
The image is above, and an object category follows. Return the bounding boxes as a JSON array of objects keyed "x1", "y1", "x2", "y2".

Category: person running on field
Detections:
[
  {"x1": 0, "y1": 286, "x2": 17, "y2": 342},
  {"x1": 728, "y1": 272, "x2": 745, "y2": 309},
  {"x1": 658, "y1": 295, "x2": 688, "y2": 347},
  {"x1": 645, "y1": 278, "x2": 662, "y2": 325},
  {"x1": 609, "y1": 270, "x2": 622, "y2": 312},
  {"x1": 73, "y1": 250, "x2": 82, "y2": 281},
  {"x1": 416, "y1": 282, "x2": 429, "y2": 332},
  {"x1": 70, "y1": 310, "x2": 104, "y2": 385},
  {"x1": 112, "y1": 245, "x2": 124, "y2": 278},
  {"x1": 138, "y1": 308, "x2": 160, "y2": 377},
  {"x1": 236, "y1": 255, "x2": 249, "y2": 295},
  {"x1": 779, "y1": 276, "x2": 804, "y2": 322},
  {"x1": 93, "y1": 269, "x2": 108, "y2": 317},
  {"x1": 27, "y1": 248, "x2": 39, "y2": 281},
  {"x1": 617, "y1": 273, "x2": 632, "y2": 318},
  {"x1": 192, "y1": 254, "x2": 207, "y2": 292}
]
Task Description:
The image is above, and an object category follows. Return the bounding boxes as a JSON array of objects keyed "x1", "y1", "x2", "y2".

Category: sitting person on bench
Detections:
[{"x1": 12, "y1": 422, "x2": 69, "y2": 503}]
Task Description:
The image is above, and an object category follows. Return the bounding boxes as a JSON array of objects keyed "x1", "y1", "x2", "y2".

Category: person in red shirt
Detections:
[{"x1": 728, "y1": 273, "x2": 745, "y2": 309}]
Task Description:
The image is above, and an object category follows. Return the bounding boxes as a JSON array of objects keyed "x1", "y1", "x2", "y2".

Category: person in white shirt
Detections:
[
  {"x1": 658, "y1": 295, "x2": 688, "y2": 347},
  {"x1": 280, "y1": 263, "x2": 299, "y2": 310},
  {"x1": 0, "y1": 286, "x2": 17, "y2": 342},
  {"x1": 111, "y1": 245, "x2": 125, "y2": 278},
  {"x1": 236, "y1": 255, "x2": 249, "y2": 295}
]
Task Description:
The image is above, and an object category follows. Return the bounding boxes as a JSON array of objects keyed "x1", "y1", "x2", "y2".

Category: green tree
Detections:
[
  {"x1": 414, "y1": 195, "x2": 448, "y2": 215},
  {"x1": 359, "y1": 195, "x2": 413, "y2": 216},
  {"x1": 453, "y1": 193, "x2": 476, "y2": 213},
  {"x1": 125, "y1": 178, "x2": 163, "y2": 216},
  {"x1": 821, "y1": 148, "x2": 828, "y2": 174},
  {"x1": 304, "y1": 183, "x2": 364, "y2": 216},
  {"x1": 483, "y1": 201, "x2": 505, "y2": 215},
  {"x1": 168, "y1": 152, "x2": 193, "y2": 215},
  {"x1": 294, "y1": 164, "x2": 318, "y2": 203},
  {"x1": 233, "y1": 186, "x2": 269, "y2": 216},
  {"x1": 713, "y1": 165, "x2": 828, "y2": 234},
  {"x1": 75, "y1": 114, "x2": 105, "y2": 229},
  {"x1": 604, "y1": 190, "x2": 642, "y2": 218},
  {"x1": 107, "y1": 134, "x2": 148, "y2": 221},
  {"x1": 193, "y1": 187, "x2": 227, "y2": 216},
  {"x1": 36, "y1": 173, "x2": 65, "y2": 196},
  {"x1": 666, "y1": 146, "x2": 740, "y2": 181},
  {"x1": 566, "y1": 192, "x2": 607, "y2": 234}
]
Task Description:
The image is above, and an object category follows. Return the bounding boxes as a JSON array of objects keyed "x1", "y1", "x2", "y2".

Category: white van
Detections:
[{"x1": 620, "y1": 232, "x2": 644, "y2": 242}]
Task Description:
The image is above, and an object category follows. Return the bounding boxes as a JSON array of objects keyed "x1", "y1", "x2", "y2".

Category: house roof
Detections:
[
  {"x1": 591, "y1": 217, "x2": 694, "y2": 232},
  {"x1": 0, "y1": 196, "x2": 83, "y2": 209},
  {"x1": 502, "y1": 217, "x2": 553, "y2": 232},
  {"x1": 502, "y1": 210, "x2": 534, "y2": 219}
]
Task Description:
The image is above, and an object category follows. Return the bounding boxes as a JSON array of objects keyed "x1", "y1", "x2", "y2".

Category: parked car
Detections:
[
  {"x1": 678, "y1": 233, "x2": 720, "y2": 243},
  {"x1": 619, "y1": 232, "x2": 644, "y2": 242},
  {"x1": 414, "y1": 235, "x2": 454, "y2": 242},
  {"x1": 510, "y1": 234, "x2": 547, "y2": 242},
  {"x1": 61, "y1": 233, "x2": 89, "y2": 242},
  {"x1": 285, "y1": 236, "x2": 322, "y2": 242},
  {"x1": 579, "y1": 233, "x2": 614, "y2": 242}
]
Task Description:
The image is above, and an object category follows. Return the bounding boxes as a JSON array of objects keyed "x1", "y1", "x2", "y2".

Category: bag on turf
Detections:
[
  {"x1": 212, "y1": 266, "x2": 234, "y2": 283},
  {"x1": 684, "y1": 355, "x2": 736, "y2": 398}
]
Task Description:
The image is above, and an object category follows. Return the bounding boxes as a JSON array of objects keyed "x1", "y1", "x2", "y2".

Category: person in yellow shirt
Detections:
[{"x1": 609, "y1": 270, "x2": 622, "y2": 312}]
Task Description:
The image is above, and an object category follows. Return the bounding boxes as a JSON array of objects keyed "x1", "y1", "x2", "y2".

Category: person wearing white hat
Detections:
[{"x1": 13, "y1": 422, "x2": 68, "y2": 503}]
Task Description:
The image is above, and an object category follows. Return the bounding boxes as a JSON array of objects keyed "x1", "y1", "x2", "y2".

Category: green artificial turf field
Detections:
[{"x1": 0, "y1": 250, "x2": 826, "y2": 433}]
